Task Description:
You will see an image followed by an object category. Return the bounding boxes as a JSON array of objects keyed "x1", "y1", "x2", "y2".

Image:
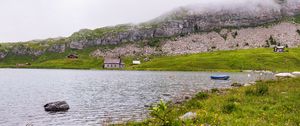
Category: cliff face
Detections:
[
  {"x1": 68, "y1": 0, "x2": 300, "y2": 50},
  {"x1": 91, "y1": 22, "x2": 300, "y2": 57},
  {"x1": 0, "y1": 0, "x2": 300, "y2": 59}
]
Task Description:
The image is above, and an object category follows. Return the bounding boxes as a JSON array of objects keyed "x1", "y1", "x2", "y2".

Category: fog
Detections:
[{"x1": 0, "y1": 0, "x2": 297, "y2": 42}]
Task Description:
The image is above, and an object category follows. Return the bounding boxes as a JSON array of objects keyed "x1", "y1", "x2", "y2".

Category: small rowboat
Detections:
[{"x1": 210, "y1": 75, "x2": 230, "y2": 80}]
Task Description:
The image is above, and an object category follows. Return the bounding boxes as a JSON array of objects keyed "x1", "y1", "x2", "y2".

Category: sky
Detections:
[{"x1": 0, "y1": 0, "x2": 201, "y2": 42}]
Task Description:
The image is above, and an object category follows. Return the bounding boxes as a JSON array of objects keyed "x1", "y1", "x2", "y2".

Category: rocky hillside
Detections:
[{"x1": 0, "y1": 0, "x2": 300, "y2": 59}]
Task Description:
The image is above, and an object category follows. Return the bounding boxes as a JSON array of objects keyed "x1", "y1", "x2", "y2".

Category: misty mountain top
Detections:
[{"x1": 154, "y1": 0, "x2": 300, "y2": 22}]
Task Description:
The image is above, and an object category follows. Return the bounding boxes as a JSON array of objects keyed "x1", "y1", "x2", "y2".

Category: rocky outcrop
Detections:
[
  {"x1": 0, "y1": 51, "x2": 8, "y2": 59},
  {"x1": 91, "y1": 44, "x2": 159, "y2": 57},
  {"x1": 69, "y1": 0, "x2": 300, "y2": 50},
  {"x1": 10, "y1": 45, "x2": 45, "y2": 56},
  {"x1": 162, "y1": 22, "x2": 300, "y2": 55},
  {"x1": 44, "y1": 101, "x2": 70, "y2": 112},
  {"x1": 47, "y1": 44, "x2": 66, "y2": 53},
  {"x1": 92, "y1": 22, "x2": 300, "y2": 57}
]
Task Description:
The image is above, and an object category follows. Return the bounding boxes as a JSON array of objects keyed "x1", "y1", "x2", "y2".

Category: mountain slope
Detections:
[{"x1": 0, "y1": 0, "x2": 300, "y2": 71}]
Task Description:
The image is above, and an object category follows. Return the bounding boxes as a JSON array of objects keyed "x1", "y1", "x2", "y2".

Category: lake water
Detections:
[{"x1": 0, "y1": 69, "x2": 273, "y2": 126}]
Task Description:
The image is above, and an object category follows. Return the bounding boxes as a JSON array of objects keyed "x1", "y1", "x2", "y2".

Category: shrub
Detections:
[
  {"x1": 297, "y1": 29, "x2": 300, "y2": 35},
  {"x1": 227, "y1": 97, "x2": 240, "y2": 102},
  {"x1": 149, "y1": 100, "x2": 179, "y2": 126},
  {"x1": 185, "y1": 100, "x2": 203, "y2": 109},
  {"x1": 268, "y1": 36, "x2": 277, "y2": 45},
  {"x1": 211, "y1": 88, "x2": 219, "y2": 93},
  {"x1": 222, "y1": 102, "x2": 237, "y2": 114},
  {"x1": 245, "y1": 88, "x2": 255, "y2": 96},
  {"x1": 256, "y1": 84, "x2": 269, "y2": 96},
  {"x1": 232, "y1": 31, "x2": 238, "y2": 39},
  {"x1": 147, "y1": 38, "x2": 161, "y2": 47},
  {"x1": 245, "y1": 84, "x2": 269, "y2": 96},
  {"x1": 195, "y1": 92, "x2": 209, "y2": 100}
]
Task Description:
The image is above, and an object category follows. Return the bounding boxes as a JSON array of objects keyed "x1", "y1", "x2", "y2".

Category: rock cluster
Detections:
[{"x1": 91, "y1": 22, "x2": 300, "y2": 57}]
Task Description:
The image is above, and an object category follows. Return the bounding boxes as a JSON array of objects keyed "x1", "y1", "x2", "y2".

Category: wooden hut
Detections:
[
  {"x1": 274, "y1": 46, "x2": 285, "y2": 52},
  {"x1": 67, "y1": 54, "x2": 78, "y2": 59}
]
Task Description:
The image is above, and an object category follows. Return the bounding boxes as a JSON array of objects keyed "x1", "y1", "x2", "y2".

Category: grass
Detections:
[
  {"x1": 127, "y1": 48, "x2": 300, "y2": 72},
  {"x1": 1, "y1": 47, "x2": 300, "y2": 72},
  {"x1": 120, "y1": 78, "x2": 300, "y2": 126},
  {"x1": 0, "y1": 46, "x2": 103, "y2": 69}
]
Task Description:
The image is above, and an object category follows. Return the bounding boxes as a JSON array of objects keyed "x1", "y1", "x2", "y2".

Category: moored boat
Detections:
[{"x1": 210, "y1": 75, "x2": 230, "y2": 80}]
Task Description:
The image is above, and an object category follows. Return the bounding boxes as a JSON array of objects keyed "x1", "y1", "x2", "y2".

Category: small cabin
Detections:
[
  {"x1": 132, "y1": 60, "x2": 141, "y2": 65},
  {"x1": 274, "y1": 46, "x2": 285, "y2": 53},
  {"x1": 67, "y1": 54, "x2": 78, "y2": 59},
  {"x1": 103, "y1": 58, "x2": 125, "y2": 69}
]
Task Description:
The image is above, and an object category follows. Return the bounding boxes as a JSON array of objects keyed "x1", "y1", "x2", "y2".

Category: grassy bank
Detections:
[
  {"x1": 121, "y1": 78, "x2": 300, "y2": 126},
  {"x1": 128, "y1": 48, "x2": 300, "y2": 72},
  {"x1": 1, "y1": 48, "x2": 300, "y2": 72}
]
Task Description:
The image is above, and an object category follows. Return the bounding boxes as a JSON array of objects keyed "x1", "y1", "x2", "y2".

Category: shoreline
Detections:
[{"x1": 120, "y1": 77, "x2": 300, "y2": 126}]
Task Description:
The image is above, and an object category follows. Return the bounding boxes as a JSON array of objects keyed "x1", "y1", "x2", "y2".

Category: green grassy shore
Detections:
[
  {"x1": 121, "y1": 78, "x2": 300, "y2": 126},
  {"x1": 1, "y1": 48, "x2": 300, "y2": 72}
]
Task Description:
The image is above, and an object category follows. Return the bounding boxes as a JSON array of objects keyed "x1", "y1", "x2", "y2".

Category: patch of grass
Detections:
[
  {"x1": 245, "y1": 83, "x2": 269, "y2": 96},
  {"x1": 1, "y1": 47, "x2": 300, "y2": 72},
  {"x1": 195, "y1": 92, "x2": 209, "y2": 100},
  {"x1": 294, "y1": 15, "x2": 300, "y2": 24},
  {"x1": 127, "y1": 48, "x2": 300, "y2": 72},
  {"x1": 222, "y1": 102, "x2": 237, "y2": 114},
  {"x1": 122, "y1": 78, "x2": 300, "y2": 126}
]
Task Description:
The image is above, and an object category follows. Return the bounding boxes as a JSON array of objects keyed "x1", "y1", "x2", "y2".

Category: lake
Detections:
[{"x1": 0, "y1": 69, "x2": 273, "y2": 126}]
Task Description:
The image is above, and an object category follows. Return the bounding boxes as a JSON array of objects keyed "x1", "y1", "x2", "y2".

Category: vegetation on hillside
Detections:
[
  {"x1": 0, "y1": 47, "x2": 300, "y2": 72},
  {"x1": 128, "y1": 48, "x2": 300, "y2": 72},
  {"x1": 121, "y1": 78, "x2": 300, "y2": 126}
]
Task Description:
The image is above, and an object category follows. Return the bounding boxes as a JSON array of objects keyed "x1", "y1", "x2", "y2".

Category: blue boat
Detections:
[{"x1": 210, "y1": 75, "x2": 230, "y2": 80}]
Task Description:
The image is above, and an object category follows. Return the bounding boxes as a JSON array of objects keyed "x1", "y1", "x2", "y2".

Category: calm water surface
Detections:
[{"x1": 0, "y1": 69, "x2": 273, "y2": 126}]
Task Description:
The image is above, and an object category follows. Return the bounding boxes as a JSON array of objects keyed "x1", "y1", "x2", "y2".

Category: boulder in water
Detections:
[{"x1": 44, "y1": 101, "x2": 70, "y2": 112}]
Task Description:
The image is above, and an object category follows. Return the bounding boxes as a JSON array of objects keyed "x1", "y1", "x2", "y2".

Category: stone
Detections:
[
  {"x1": 231, "y1": 82, "x2": 243, "y2": 87},
  {"x1": 184, "y1": 95, "x2": 191, "y2": 100},
  {"x1": 0, "y1": 51, "x2": 8, "y2": 59},
  {"x1": 179, "y1": 112, "x2": 197, "y2": 120},
  {"x1": 162, "y1": 93, "x2": 171, "y2": 96},
  {"x1": 275, "y1": 73, "x2": 296, "y2": 78},
  {"x1": 44, "y1": 101, "x2": 70, "y2": 112},
  {"x1": 292, "y1": 72, "x2": 300, "y2": 77},
  {"x1": 244, "y1": 83, "x2": 252, "y2": 87}
]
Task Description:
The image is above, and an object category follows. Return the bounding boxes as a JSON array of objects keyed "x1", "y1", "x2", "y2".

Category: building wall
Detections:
[{"x1": 104, "y1": 63, "x2": 124, "y2": 69}]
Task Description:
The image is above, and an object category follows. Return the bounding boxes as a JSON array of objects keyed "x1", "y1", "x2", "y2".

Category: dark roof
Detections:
[
  {"x1": 104, "y1": 58, "x2": 122, "y2": 64},
  {"x1": 275, "y1": 46, "x2": 285, "y2": 49}
]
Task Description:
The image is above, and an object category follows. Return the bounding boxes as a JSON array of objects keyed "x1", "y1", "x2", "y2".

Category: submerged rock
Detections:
[{"x1": 44, "y1": 101, "x2": 70, "y2": 112}]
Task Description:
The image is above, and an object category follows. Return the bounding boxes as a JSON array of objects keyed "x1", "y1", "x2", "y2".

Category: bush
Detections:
[
  {"x1": 185, "y1": 100, "x2": 203, "y2": 109},
  {"x1": 245, "y1": 84, "x2": 269, "y2": 96},
  {"x1": 297, "y1": 29, "x2": 300, "y2": 35},
  {"x1": 222, "y1": 102, "x2": 237, "y2": 114},
  {"x1": 211, "y1": 88, "x2": 219, "y2": 93},
  {"x1": 149, "y1": 100, "x2": 179, "y2": 126},
  {"x1": 256, "y1": 84, "x2": 269, "y2": 96},
  {"x1": 147, "y1": 38, "x2": 161, "y2": 47},
  {"x1": 227, "y1": 97, "x2": 240, "y2": 102},
  {"x1": 195, "y1": 92, "x2": 209, "y2": 100}
]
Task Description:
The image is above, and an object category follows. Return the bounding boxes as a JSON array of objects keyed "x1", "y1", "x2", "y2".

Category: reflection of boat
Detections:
[{"x1": 210, "y1": 75, "x2": 230, "y2": 80}]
